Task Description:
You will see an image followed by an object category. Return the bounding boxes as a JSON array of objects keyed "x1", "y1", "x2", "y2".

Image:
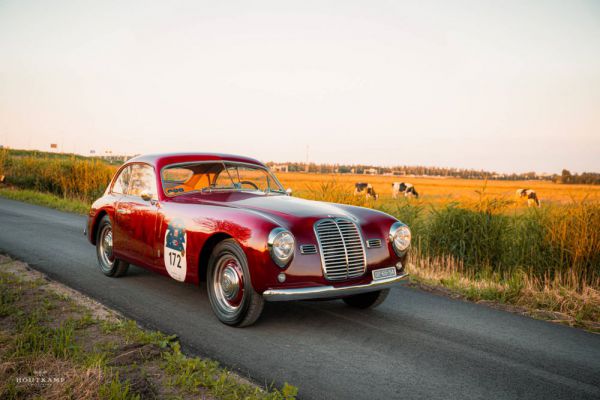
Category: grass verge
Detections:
[
  {"x1": 0, "y1": 187, "x2": 89, "y2": 215},
  {"x1": 0, "y1": 255, "x2": 298, "y2": 400},
  {"x1": 407, "y1": 253, "x2": 600, "y2": 333},
  {"x1": 1, "y1": 186, "x2": 598, "y2": 334}
]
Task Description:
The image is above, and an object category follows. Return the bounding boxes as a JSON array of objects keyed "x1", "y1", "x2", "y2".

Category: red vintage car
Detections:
[{"x1": 86, "y1": 153, "x2": 411, "y2": 327}]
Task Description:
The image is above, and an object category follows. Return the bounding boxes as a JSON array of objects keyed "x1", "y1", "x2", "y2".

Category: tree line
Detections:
[
  {"x1": 266, "y1": 162, "x2": 599, "y2": 184},
  {"x1": 557, "y1": 169, "x2": 600, "y2": 185}
]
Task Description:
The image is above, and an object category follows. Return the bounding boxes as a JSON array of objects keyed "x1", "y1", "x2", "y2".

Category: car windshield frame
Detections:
[{"x1": 160, "y1": 160, "x2": 286, "y2": 198}]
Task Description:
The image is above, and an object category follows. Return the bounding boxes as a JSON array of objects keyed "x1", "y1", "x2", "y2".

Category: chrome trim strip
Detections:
[{"x1": 262, "y1": 272, "x2": 409, "y2": 301}]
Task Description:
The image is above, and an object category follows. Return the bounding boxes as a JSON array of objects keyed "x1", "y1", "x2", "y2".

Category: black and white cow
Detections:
[
  {"x1": 354, "y1": 182, "x2": 379, "y2": 200},
  {"x1": 392, "y1": 182, "x2": 419, "y2": 199},
  {"x1": 516, "y1": 189, "x2": 540, "y2": 207}
]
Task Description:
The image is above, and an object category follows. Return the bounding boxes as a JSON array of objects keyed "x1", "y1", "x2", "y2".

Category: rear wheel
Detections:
[
  {"x1": 207, "y1": 239, "x2": 264, "y2": 327},
  {"x1": 342, "y1": 289, "x2": 390, "y2": 309},
  {"x1": 96, "y1": 215, "x2": 129, "y2": 277}
]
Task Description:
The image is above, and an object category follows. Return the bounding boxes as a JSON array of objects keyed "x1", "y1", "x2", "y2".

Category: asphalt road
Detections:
[{"x1": 0, "y1": 197, "x2": 599, "y2": 400}]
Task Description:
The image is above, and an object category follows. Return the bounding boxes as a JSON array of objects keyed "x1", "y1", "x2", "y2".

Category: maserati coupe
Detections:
[{"x1": 86, "y1": 153, "x2": 411, "y2": 327}]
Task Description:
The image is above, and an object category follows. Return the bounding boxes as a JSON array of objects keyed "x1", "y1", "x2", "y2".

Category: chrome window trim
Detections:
[{"x1": 109, "y1": 164, "x2": 131, "y2": 195}]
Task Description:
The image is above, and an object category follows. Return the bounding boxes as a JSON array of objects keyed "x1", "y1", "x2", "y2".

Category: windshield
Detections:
[{"x1": 161, "y1": 161, "x2": 285, "y2": 197}]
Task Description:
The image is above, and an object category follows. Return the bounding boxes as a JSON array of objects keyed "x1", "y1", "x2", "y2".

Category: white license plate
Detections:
[{"x1": 372, "y1": 266, "x2": 397, "y2": 280}]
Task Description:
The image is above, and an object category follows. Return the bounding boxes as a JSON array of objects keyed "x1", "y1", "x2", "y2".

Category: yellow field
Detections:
[
  {"x1": 1, "y1": 152, "x2": 598, "y2": 307},
  {"x1": 276, "y1": 172, "x2": 600, "y2": 207}
]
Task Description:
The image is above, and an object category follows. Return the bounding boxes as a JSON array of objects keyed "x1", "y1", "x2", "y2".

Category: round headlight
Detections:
[
  {"x1": 389, "y1": 222, "x2": 411, "y2": 255},
  {"x1": 268, "y1": 228, "x2": 295, "y2": 268}
]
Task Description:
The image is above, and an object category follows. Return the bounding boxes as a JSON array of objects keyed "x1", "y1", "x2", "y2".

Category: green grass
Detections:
[
  {"x1": 1, "y1": 150, "x2": 597, "y2": 330},
  {"x1": 0, "y1": 258, "x2": 298, "y2": 399},
  {"x1": 0, "y1": 187, "x2": 89, "y2": 214},
  {"x1": 163, "y1": 342, "x2": 298, "y2": 400},
  {"x1": 98, "y1": 375, "x2": 140, "y2": 400}
]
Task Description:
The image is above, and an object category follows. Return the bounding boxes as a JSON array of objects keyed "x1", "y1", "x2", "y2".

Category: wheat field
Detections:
[
  {"x1": 277, "y1": 172, "x2": 600, "y2": 207},
  {"x1": 1, "y1": 150, "x2": 599, "y2": 297}
]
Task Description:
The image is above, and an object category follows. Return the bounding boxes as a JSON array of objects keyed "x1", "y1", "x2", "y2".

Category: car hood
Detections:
[{"x1": 175, "y1": 192, "x2": 357, "y2": 223}]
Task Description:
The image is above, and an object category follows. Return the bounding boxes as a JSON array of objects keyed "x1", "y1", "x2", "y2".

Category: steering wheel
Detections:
[{"x1": 240, "y1": 180, "x2": 259, "y2": 190}]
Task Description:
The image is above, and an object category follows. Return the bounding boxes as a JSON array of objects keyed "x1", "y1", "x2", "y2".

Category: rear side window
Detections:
[
  {"x1": 129, "y1": 164, "x2": 157, "y2": 197},
  {"x1": 111, "y1": 166, "x2": 131, "y2": 194}
]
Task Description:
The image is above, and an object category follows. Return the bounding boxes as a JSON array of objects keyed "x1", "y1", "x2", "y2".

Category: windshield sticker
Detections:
[{"x1": 164, "y1": 219, "x2": 187, "y2": 282}]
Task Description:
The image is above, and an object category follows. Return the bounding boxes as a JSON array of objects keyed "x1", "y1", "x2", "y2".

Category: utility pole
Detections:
[{"x1": 305, "y1": 145, "x2": 309, "y2": 173}]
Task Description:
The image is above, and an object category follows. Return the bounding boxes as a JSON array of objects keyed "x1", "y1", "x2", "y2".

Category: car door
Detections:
[{"x1": 114, "y1": 163, "x2": 159, "y2": 265}]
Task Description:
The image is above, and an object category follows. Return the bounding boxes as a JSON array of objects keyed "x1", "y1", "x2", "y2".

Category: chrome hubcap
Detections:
[
  {"x1": 99, "y1": 226, "x2": 114, "y2": 269},
  {"x1": 213, "y1": 255, "x2": 244, "y2": 313},
  {"x1": 221, "y1": 266, "x2": 240, "y2": 300}
]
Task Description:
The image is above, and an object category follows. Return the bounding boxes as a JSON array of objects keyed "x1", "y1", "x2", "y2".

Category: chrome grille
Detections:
[
  {"x1": 300, "y1": 244, "x2": 318, "y2": 254},
  {"x1": 314, "y1": 218, "x2": 367, "y2": 281}
]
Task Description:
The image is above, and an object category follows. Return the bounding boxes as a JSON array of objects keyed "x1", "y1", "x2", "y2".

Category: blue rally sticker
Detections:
[{"x1": 164, "y1": 219, "x2": 187, "y2": 282}]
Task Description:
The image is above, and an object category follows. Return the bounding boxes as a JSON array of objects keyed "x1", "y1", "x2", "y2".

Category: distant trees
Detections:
[
  {"x1": 264, "y1": 162, "x2": 599, "y2": 184},
  {"x1": 557, "y1": 169, "x2": 600, "y2": 185}
]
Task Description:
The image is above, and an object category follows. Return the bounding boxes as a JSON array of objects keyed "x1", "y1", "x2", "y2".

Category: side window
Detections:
[
  {"x1": 111, "y1": 166, "x2": 131, "y2": 194},
  {"x1": 128, "y1": 164, "x2": 157, "y2": 197}
]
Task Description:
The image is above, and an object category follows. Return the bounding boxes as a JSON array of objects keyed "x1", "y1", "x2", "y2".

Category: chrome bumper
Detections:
[{"x1": 262, "y1": 272, "x2": 409, "y2": 302}]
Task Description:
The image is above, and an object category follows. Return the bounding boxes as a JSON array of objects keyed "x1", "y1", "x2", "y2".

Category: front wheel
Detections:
[
  {"x1": 342, "y1": 289, "x2": 390, "y2": 309},
  {"x1": 207, "y1": 239, "x2": 264, "y2": 327},
  {"x1": 96, "y1": 215, "x2": 129, "y2": 277}
]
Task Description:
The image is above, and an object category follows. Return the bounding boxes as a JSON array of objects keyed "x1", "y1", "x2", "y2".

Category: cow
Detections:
[
  {"x1": 354, "y1": 182, "x2": 379, "y2": 200},
  {"x1": 392, "y1": 182, "x2": 419, "y2": 199},
  {"x1": 516, "y1": 189, "x2": 540, "y2": 207}
]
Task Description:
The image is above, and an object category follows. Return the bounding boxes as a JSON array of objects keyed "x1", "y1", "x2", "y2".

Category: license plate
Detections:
[{"x1": 372, "y1": 266, "x2": 397, "y2": 281}]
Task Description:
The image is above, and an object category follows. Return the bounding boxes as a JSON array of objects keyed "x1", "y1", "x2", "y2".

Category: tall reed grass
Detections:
[
  {"x1": 0, "y1": 149, "x2": 116, "y2": 202},
  {"x1": 309, "y1": 179, "x2": 600, "y2": 291},
  {"x1": 1, "y1": 150, "x2": 598, "y2": 294}
]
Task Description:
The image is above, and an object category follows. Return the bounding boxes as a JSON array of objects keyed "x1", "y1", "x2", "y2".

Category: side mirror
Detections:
[
  {"x1": 286, "y1": 188, "x2": 293, "y2": 196},
  {"x1": 140, "y1": 190, "x2": 154, "y2": 202}
]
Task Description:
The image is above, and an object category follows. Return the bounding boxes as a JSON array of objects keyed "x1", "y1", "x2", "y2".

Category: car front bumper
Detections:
[{"x1": 262, "y1": 272, "x2": 409, "y2": 301}]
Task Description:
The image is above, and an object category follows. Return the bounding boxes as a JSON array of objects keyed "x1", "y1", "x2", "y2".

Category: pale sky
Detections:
[{"x1": 1, "y1": 0, "x2": 599, "y2": 173}]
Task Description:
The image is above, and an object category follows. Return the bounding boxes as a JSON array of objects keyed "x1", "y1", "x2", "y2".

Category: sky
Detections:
[{"x1": 0, "y1": 0, "x2": 599, "y2": 174}]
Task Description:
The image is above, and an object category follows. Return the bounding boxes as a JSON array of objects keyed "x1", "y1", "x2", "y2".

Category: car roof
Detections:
[{"x1": 127, "y1": 153, "x2": 266, "y2": 170}]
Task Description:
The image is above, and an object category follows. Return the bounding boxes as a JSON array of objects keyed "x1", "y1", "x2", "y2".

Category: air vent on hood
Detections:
[
  {"x1": 366, "y1": 239, "x2": 383, "y2": 248},
  {"x1": 300, "y1": 244, "x2": 318, "y2": 255}
]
